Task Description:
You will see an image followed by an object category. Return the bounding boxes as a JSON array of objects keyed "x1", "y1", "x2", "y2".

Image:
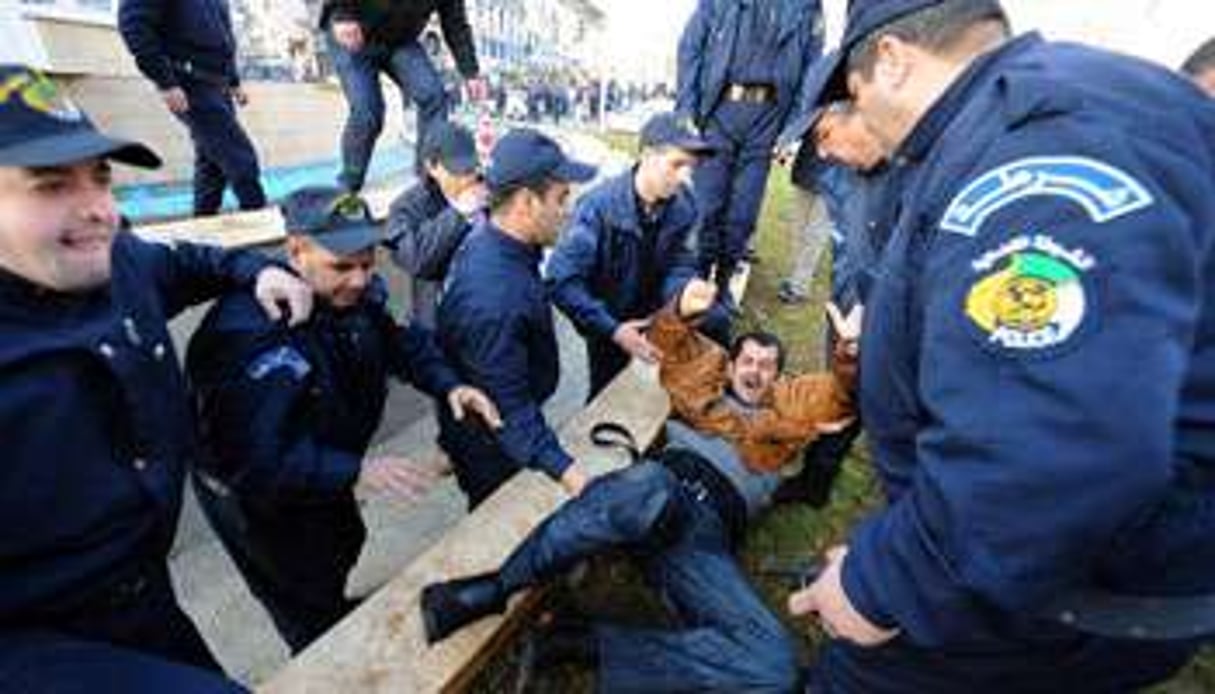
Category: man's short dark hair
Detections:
[
  {"x1": 729, "y1": 331, "x2": 786, "y2": 372},
  {"x1": 488, "y1": 177, "x2": 559, "y2": 213},
  {"x1": 1182, "y1": 38, "x2": 1215, "y2": 77},
  {"x1": 846, "y1": 0, "x2": 1011, "y2": 78}
]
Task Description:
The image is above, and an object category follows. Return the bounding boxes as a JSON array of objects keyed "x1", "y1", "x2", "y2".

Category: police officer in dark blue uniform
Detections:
[
  {"x1": 0, "y1": 64, "x2": 312, "y2": 693},
  {"x1": 119, "y1": 0, "x2": 267, "y2": 217},
  {"x1": 547, "y1": 112, "x2": 727, "y2": 400},
  {"x1": 186, "y1": 186, "x2": 499, "y2": 652},
  {"x1": 437, "y1": 129, "x2": 596, "y2": 507},
  {"x1": 786, "y1": 2, "x2": 1215, "y2": 691},
  {"x1": 676, "y1": 0, "x2": 824, "y2": 305}
]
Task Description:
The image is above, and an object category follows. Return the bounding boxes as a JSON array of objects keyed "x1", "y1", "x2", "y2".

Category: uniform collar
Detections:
[
  {"x1": 606, "y1": 168, "x2": 685, "y2": 235},
  {"x1": 484, "y1": 220, "x2": 543, "y2": 267},
  {"x1": 895, "y1": 33, "x2": 1043, "y2": 165},
  {"x1": 0, "y1": 263, "x2": 107, "y2": 314}
]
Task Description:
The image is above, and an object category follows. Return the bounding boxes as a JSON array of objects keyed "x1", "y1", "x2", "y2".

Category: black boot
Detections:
[{"x1": 420, "y1": 572, "x2": 507, "y2": 644}]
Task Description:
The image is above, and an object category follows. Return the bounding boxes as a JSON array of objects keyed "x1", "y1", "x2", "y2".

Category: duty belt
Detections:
[{"x1": 722, "y1": 83, "x2": 777, "y2": 104}]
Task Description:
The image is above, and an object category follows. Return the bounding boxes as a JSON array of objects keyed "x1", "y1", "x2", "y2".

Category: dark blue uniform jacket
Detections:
[{"x1": 119, "y1": 0, "x2": 240, "y2": 89}]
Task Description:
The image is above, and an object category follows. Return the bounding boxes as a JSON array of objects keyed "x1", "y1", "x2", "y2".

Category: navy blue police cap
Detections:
[
  {"x1": 0, "y1": 64, "x2": 160, "y2": 169},
  {"x1": 639, "y1": 112, "x2": 715, "y2": 155},
  {"x1": 281, "y1": 186, "x2": 383, "y2": 255},
  {"x1": 484, "y1": 128, "x2": 597, "y2": 192}
]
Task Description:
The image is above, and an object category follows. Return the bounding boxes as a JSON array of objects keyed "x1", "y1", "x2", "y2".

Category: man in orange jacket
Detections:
[{"x1": 420, "y1": 278, "x2": 859, "y2": 691}]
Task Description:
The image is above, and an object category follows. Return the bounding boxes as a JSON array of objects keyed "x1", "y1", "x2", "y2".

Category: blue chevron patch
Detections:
[
  {"x1": 246, "y1": 346, "x2": 311, "y2": 381},
  {"x1": 940, "y1": 156, "x2": 1154, "y2": 237}
]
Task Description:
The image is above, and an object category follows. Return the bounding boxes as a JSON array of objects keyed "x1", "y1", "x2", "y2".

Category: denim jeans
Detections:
[
  {"x1": 177, "y1": 79, "x2": 266, "y2": 216},
  {"x1": 327, "y1": 35, "x2": 449, "y2": 191},
  {"x1": 498, "y1": 460, "x2": 800, "y2": 692}
]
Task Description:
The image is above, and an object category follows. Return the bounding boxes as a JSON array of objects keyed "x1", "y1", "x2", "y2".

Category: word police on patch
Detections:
[{"x1": 964, "y1": 234, "x2": 1096, "y2": 352}]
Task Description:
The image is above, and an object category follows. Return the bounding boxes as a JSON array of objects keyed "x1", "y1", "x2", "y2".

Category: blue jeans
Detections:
[
  {"x1": 327, "y1": 35, "x2": 449, "y2": 191},
  {"x1": 177, "y1": 79, "x2": 266, "y2": 216},
  {"x1": 498, "y1": 460, "x2": 800, "y2": 692},
  {"x1": 0, "y1": 562, "x2": 244, "y2": 693}
]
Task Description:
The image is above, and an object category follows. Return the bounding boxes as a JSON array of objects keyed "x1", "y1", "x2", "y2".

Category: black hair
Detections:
[
  {"x1": 846, "y1": 0, "x2": 1011, "y2": 78},
  {"x1": 1182, "y1": 38, "x2": 1215, "y2": 77},
  {"x1": 729, "y1": 331, "x2": 786, "y2": 372},
  {"x1": 488, "y1": 177, "x2": 559, "y2": 213}
]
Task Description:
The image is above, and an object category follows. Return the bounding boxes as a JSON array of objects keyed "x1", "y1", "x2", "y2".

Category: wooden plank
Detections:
[{"x1": 259, "y1": 362, "x2": 671, "y2": 694}]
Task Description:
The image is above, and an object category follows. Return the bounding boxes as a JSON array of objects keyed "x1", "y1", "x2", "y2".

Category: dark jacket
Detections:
[
  {"x1": 385, "y1": 178, "x2": 474, "y2": 329},
  {"x1": 118, "y1": 0, "x2": 240, "y2": 89},
  {"x1": 676, "y1": 0, "x2": 822, "y2": 133},
  {"x1": 436, "y1": 222, "x2": 571, "y2": 482},
  {"x1": 0, "y1": 232, "x2": 269, "y2": 622},
  {"x1": 186, "y1": 278, "x2": 460, "y2": 500},
  {"x1": 320, "y1": 0, "x2": 479, "y2": 78},
  {"x1": 846, "y1": 33, "x2": 1215, "y2": 649},
  {"x1": 546, "y1": 170, "x2": 699, "y2": 342}
]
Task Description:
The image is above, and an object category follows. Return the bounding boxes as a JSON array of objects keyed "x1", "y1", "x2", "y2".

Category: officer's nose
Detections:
[{"x1": 80, "y1": 178, "x2": 119, "y2": 228}]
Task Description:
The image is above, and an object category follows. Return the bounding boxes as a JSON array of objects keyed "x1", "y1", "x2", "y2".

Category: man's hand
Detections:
[
  {"x1": 612, "y1": 319, "x2": 663, "y2": 364},
  {"x1": 230, "y1": 85, "x2": 249, "y2": 107},
  {"x1": 451, "y1": 182, "x2": 488, "y2": 217},
  {"x1": 160, "y1": 87, "x2": 189, "y2": 115},
  {"x1": 332, "y1": 20, "x2": 365, "y2": 52},
  {"x1": 678, "y1": 278, "x2": 717, "y2": 318},
  {"x1": 254, "y1": 267, "x2": 313, "y2": 327},
  {"x1": 788, "y1": 546, "x2": 900, "y2": 646},
  {"x1": 447, "y1": 385, "x2": 502, "y2": 430},
  {"x1": 559, "y1": 464, "x2": 589, "y2": 496},
  {"x1": 355, "y1": 454, "x2": 441, "y2": 504},
  {"x1": 826, "y1": 302, "x2": 864, "y2": 357}
]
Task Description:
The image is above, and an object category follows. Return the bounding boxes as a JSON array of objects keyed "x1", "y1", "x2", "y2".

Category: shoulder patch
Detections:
[
  {"x1": 941, "y1": 156, "x2": 1153, "y2": 237},
  {"x1": 963, "y1": 234, "x2": 1097, "y2": 354},
  {"x1": 246, "y1": 346, "x2": 312, "y2": 381}
]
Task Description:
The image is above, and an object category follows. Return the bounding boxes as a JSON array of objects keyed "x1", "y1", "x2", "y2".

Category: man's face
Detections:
[
  {"x1": 0, "y1": 158, "x2": 120, "y2": 292},
  {"x1": 639, "y1": 146, "x2": 699, "y2": 200},
  {"x1": 727, "y1": 339, "x2": 781, "y2": 406},
  {"x1": 287, "y1": 237, "x2": 375, "y2": 309},
  {"x1": 426, "y1": 160, "x2": 481, "y2": 201},
  {"x1": 527, "y1": 181, "x2": 572, "y2": 247},
  {"x1": 1194, "y1": 67, "x2": 1215, "y2": 98},
  {"x1": 845, "y1": 36, "x2": 922, "y2": 154},
  {"x1": 814, "y1": 106, "x2": 886, "y2": 171}
]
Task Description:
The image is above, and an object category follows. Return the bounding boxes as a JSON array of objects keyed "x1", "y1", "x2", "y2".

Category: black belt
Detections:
[
  {"x1": 172, "y1": 60, "x2": 231, "y2": 88},
  {"x1": 722, "y1": 83, "x2": 777, "y2": 104}
]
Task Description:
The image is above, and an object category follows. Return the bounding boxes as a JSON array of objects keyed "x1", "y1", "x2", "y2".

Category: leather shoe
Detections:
[{"x1": 420, "y1": 572, "x2": 507, "y2": 644}]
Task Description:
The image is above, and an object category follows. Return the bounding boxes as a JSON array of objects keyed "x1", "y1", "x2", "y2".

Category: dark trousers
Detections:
[
  {"x1": 438, "y1": 407, "x2": 522, "y2": 508},
  {"x1": 177, "y1": 79, "x2": 266, "y2": 217},
  {"x1": 497, "y1": 460, "x2": 800, "y2": 692},
  {"x1": 192, "y1": 474, "x2": 364, "y2": 653},
  {"x1": 327, "y1": 35, "x2": 449, "y2": 191},
  {"x1": 0, "y1": 562, "x2": 243, "y2": 693},
  {"x1": 694, "y1": 100, "x2": 784, "y2": 281}
]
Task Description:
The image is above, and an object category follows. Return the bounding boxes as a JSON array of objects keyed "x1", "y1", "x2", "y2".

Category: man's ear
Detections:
[{"x1": 875, "y1": 35, "x2": 914, "y2": 89}]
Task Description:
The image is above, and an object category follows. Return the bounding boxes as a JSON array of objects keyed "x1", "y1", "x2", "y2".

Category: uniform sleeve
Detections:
[
  {"x1": 841, "y1": 124, "x2": 1203, "y2": 645},
  {"x1": 117, "y1": 0, "x2": 176, "y2": 89},
  {"x1": 453, "y1": 311, "x2": 572, "y2": 479},
  {"x1": 130, "y1": 234, "x2": 273, "y2": 319},
  {"x1": 546, "y1": 207, "x2": 619, "y2": 341},
  {"x1": 438, "y1": 0, "x2": 479, "y2": 78},
  {"x1": 776, "y1": 9, "x2": 826, "y2": 146},
  {"x1": 675, "y1": 0, "x2": 711, "y2": 120},
  {"x1": 386, "y1": 193, "x2": 472, "y2": 281},
  {"x1": 191, "y1": 327, "x2": 361, "y2": 498},
  {"x1": 658, "y1": 222, "x2": 700, "y2": 306},
  {"x1": 373, "y1": 307, "x2": 462, "y2": 398}
]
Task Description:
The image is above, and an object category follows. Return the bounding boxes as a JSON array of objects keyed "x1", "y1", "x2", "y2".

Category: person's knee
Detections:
[
  {"x1": 603, "y1": 462, "x2": 680, "y2": 542},
  {"x1": 347, "y1": 101, "x2": 384, "y2": 135}
]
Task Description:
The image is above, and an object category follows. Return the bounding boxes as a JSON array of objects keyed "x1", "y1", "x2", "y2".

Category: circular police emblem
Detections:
[
  {"x1": 964, "y1": 235, "x2": 1095, "y2": 352},
  {"x1": 0, "y1": 70, "x2": 83, "y2": 122}
]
